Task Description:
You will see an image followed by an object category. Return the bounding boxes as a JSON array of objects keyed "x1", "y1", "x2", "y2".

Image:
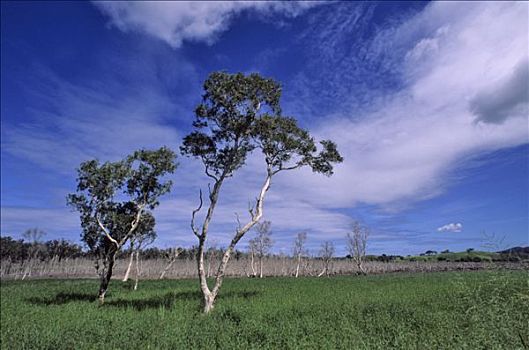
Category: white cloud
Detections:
[
  {"x1": 2, "y1": 63, "x2": 185, "y2": 174},
  {"x1": 93, "y1": 1, "x2": 319, "y2": 48},
  {"x1": 2, "y1": 2, "x2": 527, "y2": 252},
  {"x1": 273, "y1": 1, "x2": 528, "y2": 211},
  {"x1": 437, "y1": 223, "x2": 463, "y2": 233},
  {"x1": 471, "y1": 59, "x2": 529, "y2": 124},
  {"x1": 0, "y1": 206, "x2": 79, "y2": 239}
]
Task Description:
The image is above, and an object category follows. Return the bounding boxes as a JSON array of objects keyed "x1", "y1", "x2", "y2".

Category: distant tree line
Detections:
[
  {"x1": 0, "y1": 234, "x2": 252, "y2": 263},
  {"x1": 1, "y1": 235, "x2": 84, "y2": 262}
]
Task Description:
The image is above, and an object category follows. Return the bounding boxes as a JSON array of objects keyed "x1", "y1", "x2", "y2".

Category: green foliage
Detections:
[
  {"x1": 181, "y1": 72, "x2": 343, "y2": 179},
  {"x1": 253, "y1": 115, "x2": 343, "y2": 175},
  {"x1": 67, "y1": 147, "x2": 176, "y2": 253},
  {"x1": 181, "y1": 72, "x2": 281, "y2": 178},
  {"x1": 1, "y1": 271, "x2": 527, "y2": 349},
  {"x1": 0, "y1": 236, "x2": 83, "y2": 262}
]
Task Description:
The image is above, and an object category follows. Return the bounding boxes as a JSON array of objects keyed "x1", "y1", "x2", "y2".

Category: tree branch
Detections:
[
  {"x1": 96, "y1": 215, "x2": 119, "y2": 248},
  {"x1": 120, "y1": 204, "x2": 146, "y2": 246},
  {"x1": 204, "y1": 165, "x2": 219, "y2": 182},
  {"x1": 235, "y1": 212, "x2": 242, "y2": 232},
  {"x1": 272, "y1": 163, "x2": 302, "y2": 175},
  {"x1": 191, "y1": 189, "x2": 203, "y2": 238},
  {"x1": 211, "y1": 170, "x2": 273, "y2": 297}
]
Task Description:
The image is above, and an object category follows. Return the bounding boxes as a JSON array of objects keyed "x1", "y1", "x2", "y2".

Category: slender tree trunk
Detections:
[
  {"x1": 159, "y1": 259, "x2": 175, "y2": 279},
  {"x1": 357, "y1": 260, "x2": 366, "y2": 275},
  {"x1": 21, "y1": 260, "x2": 31, "y2": 280},
  {"x1": 196, "y1": 172, "x2": 271, "y2": 313},
  {"x1": 259, "y1": 255, "x2": 263, "y2": 278},
  {"x1": 122, "y1": 251, "x2": 134, "y2": 282},
  {"x1": 210, "y1": 245, "x2": 235, "y2": 305},
  {"x1": 207, "y1": 252, "x2": 212, "y2": 278},
  {"x1": 250, "y1": 250, "x2": 256, "y2": 277},
  {"x1": 295, "y1": 254, "x2": 301, "y2": 278},
  {"x1": 133, "y1": 251, "x2": 140, "y2": 291},
  {"x1": 318, "y1": 260, "x2": 328, "y2": 277},
  {"x1": 98, "y1": 254, "x2": 115, "y2": 304},
  {"x1": 197, "y1": 236, "x2": 215, "y2": 313}
]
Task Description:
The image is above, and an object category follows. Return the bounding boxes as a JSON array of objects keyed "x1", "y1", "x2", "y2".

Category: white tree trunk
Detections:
[
  {"x1": 133, "y1": 251, "x2": 140, "y2": 291},
  {"x1": 295, "y1": 254, "x2": 301, "y2": 278},
  {"x1": 122, "y1": 252, "x2": 134, "y2": 282},
  {"x1": 159, "y1": 259, "x2": 175, "y2": 280},
  {"x1": 195, "y1": 171, "x2": 272, "y2": 313},
  {"x1": 250, "y1": 250, "x2": 256, "y2": 277},
  {"x1": 259, "y1": 255, "x2": 263, "y2": 278}
]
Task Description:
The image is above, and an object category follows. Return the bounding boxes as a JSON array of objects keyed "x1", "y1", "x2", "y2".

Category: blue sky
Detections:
[{"x1": 1, "y1": 1, "x2": 528, "y2": 256}]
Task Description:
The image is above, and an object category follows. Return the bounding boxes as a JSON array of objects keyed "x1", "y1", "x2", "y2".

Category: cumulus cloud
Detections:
[
  {"x1": 437, "y1": 223, "x2": 463, "y2": 233},
  {"x1": 93, "y1": 1, "x2": 319, "y2": 48}
]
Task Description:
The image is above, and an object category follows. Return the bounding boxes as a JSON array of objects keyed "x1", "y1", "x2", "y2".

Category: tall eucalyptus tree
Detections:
[{"x1": 181, "y1": 72, "x2": 343, "y2": 313}]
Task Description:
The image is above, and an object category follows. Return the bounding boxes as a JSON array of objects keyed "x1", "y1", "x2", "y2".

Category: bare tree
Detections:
[
  {"x1": 123, "y1": 215, "x2": 157, "y2": 283},
  {"x1": 21, "y1": 228, "x2": 46, "y2": 280},
  {"x1": 252, "y1": 220, "x2": 273, "y2": 278},
  {"x1": 22, "y1": 228, "x2": 46, "y2": 244},
  {"x1": 131, "y1": 232, "x2": 156, "y2": 290},
  {"x1": 247, "y1": 239, "x2": 258, "y2": 277},
  {"x1": 318, "y1": 241, "x2": 335, "y2": 277},
  {"x1": 292, "y1": 232, "x2": 307, "y2": 278},
  {"x1": 159, "y1": 247, "x2": 182, "y2": 280},
  {"x1": 346, "y1": 221, "x2": 369, "y2": 275},
  {"x1": 205, "y1": 240, "x2": 219, "y2": 278}
]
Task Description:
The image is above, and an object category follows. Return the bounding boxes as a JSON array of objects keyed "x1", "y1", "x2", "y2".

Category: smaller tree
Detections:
[
  {"x1": 131, "y1": 227, "x2": 156, "y2": 291},
  {"x1": 159, "y1": 247, "x2": 183, "y2": 280},
  {"x1": 45, "y1": 239, "x2": 82, "y2": 262},
  {"x1": 205, "y1": 240, "x2": 219, "y2": 278},
  {"x1": 247, "y1": 239, "x2": 258, "y2": 277},
  {"x1": 252, "y1": 220, "x2": 273, "y2": 278},
  {"x1": 67, "y1": 147, "x2": 176, "y2": 303},
  {"x1": 122, "y1": 216, "x2": 156, "y2": 282},
  {"x1": 21, "y1": 228, "x2": 46, "y2": 280},
  {"x1": 292, "y1": 232, "x2": 307, "y2": 278},
  {"x1": 22, "y1": 228, "x2": 46, "y2": 245},
  {"x1": 318, "y1": 241, "x2": 335, "y2": 277},
  {"x1": 346, "y1": 221, "x2": 369, "y2": 275}
]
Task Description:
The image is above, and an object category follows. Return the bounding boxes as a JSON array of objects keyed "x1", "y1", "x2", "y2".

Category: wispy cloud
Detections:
[
  {"x1": 2, "y1": 2, "x2": 527, "y2": 254},
  {"x1": 276, "y1": 1, "x2": 528, "y2": 211},
  {"x1": 0, "y1": 206, "x2": 79, "y2": 240},
  {"x1": 93, "y1": 1, "x2": 320, "y2": 48},
  {"x1": 437, "y1": 223, "x2": 463, "y2": 233},
  {"x1": 1, "y1": 51, "x2": 194, "y2": 173}
]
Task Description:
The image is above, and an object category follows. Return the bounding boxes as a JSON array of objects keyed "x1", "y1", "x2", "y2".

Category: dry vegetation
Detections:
[{"x1": 2, "y1": 256, "x2": 526, "y2": 281}]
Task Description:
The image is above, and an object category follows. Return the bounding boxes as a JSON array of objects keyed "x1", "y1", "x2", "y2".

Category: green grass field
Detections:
[{"x1": 1, "y1": 271, "x2": 528, "y2": 349}]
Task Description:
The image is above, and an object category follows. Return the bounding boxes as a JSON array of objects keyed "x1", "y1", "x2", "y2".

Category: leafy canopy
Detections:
[
  {"x1": 181, "y1": 72, "x2": 343, "y2": 178},
  {"x1": 67, "y1": 147, "x2": 176, "y2": 253}
]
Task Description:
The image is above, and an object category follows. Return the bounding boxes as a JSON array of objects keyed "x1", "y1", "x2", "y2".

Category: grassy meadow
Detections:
[{"x1": 1, "y1": 271, "x2": 528, "y2": 349}]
